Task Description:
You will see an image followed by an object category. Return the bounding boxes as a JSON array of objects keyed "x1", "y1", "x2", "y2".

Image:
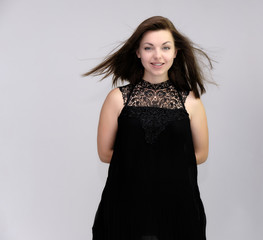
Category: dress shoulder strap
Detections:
[
  {"x1": 119, "y1": 83, "x2": 136, "y2": 106},
  {"x1": 177, "y1": 90, "x2": 190, "y2": 111}
]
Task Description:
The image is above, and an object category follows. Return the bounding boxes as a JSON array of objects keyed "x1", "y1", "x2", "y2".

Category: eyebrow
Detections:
[{"x1": 143, "y1": 41, "x2": 172, "y2": 46}]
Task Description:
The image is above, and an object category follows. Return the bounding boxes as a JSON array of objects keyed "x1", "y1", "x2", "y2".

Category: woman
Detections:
[{"x1": 84, "y1": 16, "x2": 212, "y2": 240}]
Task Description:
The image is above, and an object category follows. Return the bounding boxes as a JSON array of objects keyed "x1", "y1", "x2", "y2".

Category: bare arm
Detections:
[
  {"x1": 185, "y1": 91, "x2": 209, "y2": 165},
  {"x1": 97, "y1": 88, "x2": 123, "y2": 163}
]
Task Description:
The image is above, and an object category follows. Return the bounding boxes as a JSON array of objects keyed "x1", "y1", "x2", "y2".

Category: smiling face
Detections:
[{"x1": 136, "y1": 29, "x2": 177, "y2": 83}]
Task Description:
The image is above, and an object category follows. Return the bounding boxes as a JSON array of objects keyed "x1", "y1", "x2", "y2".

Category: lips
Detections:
[
  {"x1": 151, "y1": 63, "x2": 164, "y2": 69},
  {"x1": 151, "y1": 63, "x2": 164, "y2": 66}
]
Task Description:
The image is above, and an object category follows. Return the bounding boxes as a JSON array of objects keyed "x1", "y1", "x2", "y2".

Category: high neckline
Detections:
[{"x1": 140, "y1": 79, "x2": 172, "y2": 89}]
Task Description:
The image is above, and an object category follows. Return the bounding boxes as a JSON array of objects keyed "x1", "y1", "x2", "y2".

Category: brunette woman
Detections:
[{"x1": 84, "y1": 16, "x2": 212, "y2": 240}]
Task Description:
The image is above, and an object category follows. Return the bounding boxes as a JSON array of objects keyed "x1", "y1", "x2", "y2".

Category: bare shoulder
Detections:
[
  {"x1": 103, "y1": 87, "x2": 124, "y2": 116},
  {"x1": 185, "y1": 91, "x2": 200, "y2": 104},
  {"x1": 106, "y1": 87, "x2": 123, "y2": 103},
  {"x1": 185, "y1": 91, "x2": 205, "y2": 119}
]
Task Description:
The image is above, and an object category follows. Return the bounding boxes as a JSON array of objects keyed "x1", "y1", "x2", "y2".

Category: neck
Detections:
[{"x1": 142, "y1": 73, "x2": 169, "y2": 84}]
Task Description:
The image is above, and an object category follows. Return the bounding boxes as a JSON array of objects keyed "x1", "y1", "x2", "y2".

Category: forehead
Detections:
[{"x1": 140, "y1": 30, "x2": 174, "y2": 44}]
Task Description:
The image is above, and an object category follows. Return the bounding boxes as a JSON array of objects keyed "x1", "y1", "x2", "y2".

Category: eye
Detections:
[
  {"x1": 163, "y1": 46, "x2": 171, "y2": 50},
  {"x1": 144, "y1": 47, "x2": 152, "y2": 50}
]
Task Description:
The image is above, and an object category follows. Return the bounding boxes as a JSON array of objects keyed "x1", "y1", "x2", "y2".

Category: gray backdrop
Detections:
[{"x1": 0, "y1": 0, "x2": 262, "y2": 239}]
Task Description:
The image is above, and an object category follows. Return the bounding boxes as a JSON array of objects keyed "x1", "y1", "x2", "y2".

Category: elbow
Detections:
[
  {"x1": 195, "y1": 151, "x2": 208, "y2": 165},
  {"x1": 98, "y1": 149, "x2": 113, "y2": 164}
]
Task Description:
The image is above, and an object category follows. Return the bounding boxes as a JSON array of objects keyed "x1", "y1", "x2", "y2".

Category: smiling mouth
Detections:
[{"x1": 151, "y1": 63, "x2": 164, "y2": 66}]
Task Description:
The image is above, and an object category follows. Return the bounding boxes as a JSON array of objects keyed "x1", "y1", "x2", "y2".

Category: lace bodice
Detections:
[
  {"x1": 118, "y1": 79, "x2": 190, "y2": 144},
  {"x1": 119, "y1": 79, "x2": 188, "y2": 109}
]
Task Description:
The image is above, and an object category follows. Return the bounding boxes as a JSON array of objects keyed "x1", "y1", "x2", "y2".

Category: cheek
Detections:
[
  {"x1": 140, "y1": 59, "x2": 148, "y2": 69},
  {"x1": 165, "y1": 56, "x2": 175, "y2": 69},
  {"x1": 140, "y1": 54, "x2": 150, "y2": 64},
  {"x1": 167, "y1": 53, "x2": 176, "y2": 62}
]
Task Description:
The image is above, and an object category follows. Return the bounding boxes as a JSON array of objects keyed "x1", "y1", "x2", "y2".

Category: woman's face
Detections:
[{"x1": 136, "y1": 29, "x2": 177, "y2": 82}]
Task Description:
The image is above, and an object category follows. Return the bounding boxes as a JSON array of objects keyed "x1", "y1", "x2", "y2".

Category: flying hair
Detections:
[{"x1": 83, "y1": 16, "x2": 214, "y2": 98}]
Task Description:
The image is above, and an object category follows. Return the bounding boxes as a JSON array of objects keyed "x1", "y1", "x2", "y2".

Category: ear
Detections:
[
  {"x1": 174, "y1": 49, "x2": 178, "y2": 58},
  {"x1": 136, "y1": 49, "x2": 141, "y2": 58}
]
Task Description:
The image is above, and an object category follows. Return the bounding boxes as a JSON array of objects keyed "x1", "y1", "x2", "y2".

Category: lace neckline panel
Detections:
[
  {"x1": 119, "y1": 79, "x2": 188, "y2": 110},
  {"x1": 140, "y1": 79, "x2": 171, "y2": 90},
  {"x1": 118, "y1": 80, "x2": 189, "y2": 144}
]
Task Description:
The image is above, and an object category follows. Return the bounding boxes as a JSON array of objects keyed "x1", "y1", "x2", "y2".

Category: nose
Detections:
[{"x1": 153, "y1": 49, "x2": 162, "y2": 59}]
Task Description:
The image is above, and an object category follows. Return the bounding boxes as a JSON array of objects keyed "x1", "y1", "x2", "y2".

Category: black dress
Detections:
[{"x1": 92, "y1": 79, "x2": 207, "y2": 240}]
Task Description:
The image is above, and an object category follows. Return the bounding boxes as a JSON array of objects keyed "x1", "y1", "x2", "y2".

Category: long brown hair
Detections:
[{"x1": 83, "y1": 16, "x2": 213, "y2": 98}]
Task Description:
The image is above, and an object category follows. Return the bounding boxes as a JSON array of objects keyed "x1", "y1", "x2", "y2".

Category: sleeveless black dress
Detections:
[{"x1": 92, "y1": 79, "x2": 207, "y2": 240}]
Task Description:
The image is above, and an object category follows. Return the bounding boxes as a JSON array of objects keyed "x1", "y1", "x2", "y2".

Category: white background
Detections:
[{"x1": 0, "y1": 0, "x2": 262, "y2": 239}]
